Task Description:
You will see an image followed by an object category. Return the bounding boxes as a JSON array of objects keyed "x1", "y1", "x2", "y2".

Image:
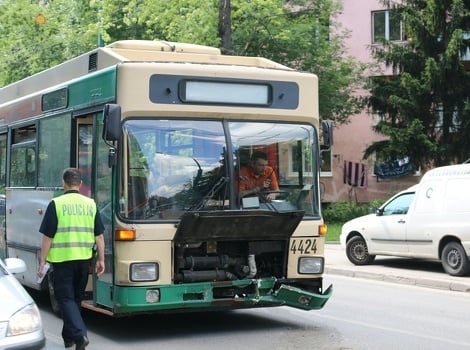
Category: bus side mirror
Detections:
[
  {"x1": 321, "y1": 120, "x2": 333, "y2": 147},
  {"x1": 102, "y1": 104, "x2": 121, "y2": 141}
]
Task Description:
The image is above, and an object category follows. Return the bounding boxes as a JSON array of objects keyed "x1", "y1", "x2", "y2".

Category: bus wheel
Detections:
[
  {"x1": 346, "y1": 235, "x2": 375, "y2": 265},
  {"x1": 47, "y1": 270, "x2": 61, "y2": 315},
  {"x1": 441, "y1": 241, "x2": 470, "y2": 276}
]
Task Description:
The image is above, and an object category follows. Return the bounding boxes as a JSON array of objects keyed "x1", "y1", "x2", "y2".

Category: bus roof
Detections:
[{"x1": 0, "y1": 40, "x2": 292, "y2": 105}]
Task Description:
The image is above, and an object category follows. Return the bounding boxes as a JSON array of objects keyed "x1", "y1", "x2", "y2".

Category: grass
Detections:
[{"x1": 325, "y1": 222, "x2": 342, "y2": 242}]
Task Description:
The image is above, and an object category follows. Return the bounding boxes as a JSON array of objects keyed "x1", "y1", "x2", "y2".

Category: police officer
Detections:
[{"x1": 38, "y1": 168, "x2": 105, "y2": 350}]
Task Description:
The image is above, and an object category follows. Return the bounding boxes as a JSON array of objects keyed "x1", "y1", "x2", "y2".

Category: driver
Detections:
[{"x1": 239, "y1": 151, "x2": 279, "y2": 200}]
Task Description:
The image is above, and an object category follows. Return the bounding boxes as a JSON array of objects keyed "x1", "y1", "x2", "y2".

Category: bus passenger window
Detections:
[
  {"x1": 38, "y1": 114, "x2": 71, "y2": 187},
  {"x1": 10, "y1": 126, "x2": 37, "y2": 187},
  {"x1": 10, "y1": 147, "x2": 36, "y2": 187}
]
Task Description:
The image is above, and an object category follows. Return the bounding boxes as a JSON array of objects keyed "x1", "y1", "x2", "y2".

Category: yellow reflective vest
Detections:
[{"x1": 47, "y1": 193, "x2": 97, "y2": 263}]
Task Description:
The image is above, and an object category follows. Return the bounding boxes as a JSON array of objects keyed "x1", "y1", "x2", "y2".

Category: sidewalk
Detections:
[{"x1": 324, "y1": 243, "x2": 470, "y2": 293}]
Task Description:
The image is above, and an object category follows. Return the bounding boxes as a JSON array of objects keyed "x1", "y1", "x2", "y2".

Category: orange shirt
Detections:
[{"x1": 239, "y1": 166, "x2": 279, "y2": 192}]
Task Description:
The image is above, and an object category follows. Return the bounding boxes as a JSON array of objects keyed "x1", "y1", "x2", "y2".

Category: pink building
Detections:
[{"x1": 321, "y1": 0, "x2": 419, "y2": 203}]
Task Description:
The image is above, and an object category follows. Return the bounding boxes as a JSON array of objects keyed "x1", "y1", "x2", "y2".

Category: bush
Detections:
[{"x1": 322, "y1": 200, "x2": 384, "y2": 224}]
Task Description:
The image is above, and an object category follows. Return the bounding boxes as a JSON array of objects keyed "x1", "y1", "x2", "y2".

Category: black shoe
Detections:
[
  {"x1": 64, "y1": 340, "x2": 74, "y2": 348},
  {"x1": 75, "y1": 336, "x2": 89, "y2": 350}
]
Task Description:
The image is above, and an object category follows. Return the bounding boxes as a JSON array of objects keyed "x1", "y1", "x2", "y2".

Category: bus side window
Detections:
[
  {"x1": 10, "y1": 147, "x2": 35, "y2": 187},
  {"x1": 38, "y1": 114, "x2": 71, "y2": 187},
  {"x1": 10, "y1": 125, "x2": 37, "y2": 187}
]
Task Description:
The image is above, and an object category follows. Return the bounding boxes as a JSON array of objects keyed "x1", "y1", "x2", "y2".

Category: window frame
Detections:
[
  {"x1": 9, "y1": 125, "x2": 37, "y2": 188},
  {"x1": 372, "y1": 10, "x2": 404, "y2": 44},
  {"x1": 37, "y1": 113, "x2": 72, "y2": 187}
]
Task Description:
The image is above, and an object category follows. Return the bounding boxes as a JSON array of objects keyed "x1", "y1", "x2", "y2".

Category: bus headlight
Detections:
[
  {"x1": 298, "y1": 257, "x2": 324, "y2": 274},
  {"x1": 130, "y1": 262, "x2": 159, "y2": 281}
]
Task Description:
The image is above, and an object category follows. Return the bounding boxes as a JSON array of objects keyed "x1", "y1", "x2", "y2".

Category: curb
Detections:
[
  {"x1": 324, "y1": 266, "x2": 470, "y2": 293},
  {"x1": 324, "y1": 242, "x2": 470, "y2": 293}
]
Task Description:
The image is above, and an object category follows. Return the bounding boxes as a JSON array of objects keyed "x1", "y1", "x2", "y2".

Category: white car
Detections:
[
  {"x1": 0, "y1": 258, "x2": 45, "y2": 349},
  {"x1": 340, "y1": 164, "x2": 470, "y2": 277},
  {"x1": 340, "y1": 186, "x2": 417, "y2": 265}
]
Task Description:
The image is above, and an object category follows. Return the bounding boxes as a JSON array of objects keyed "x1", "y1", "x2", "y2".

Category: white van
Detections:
[{"x1": 340, "y1": 163, "x2": 470, "y2": 276}]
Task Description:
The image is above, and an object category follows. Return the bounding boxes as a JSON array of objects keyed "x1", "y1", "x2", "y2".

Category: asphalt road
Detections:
[
  {"x1": 32, "y1": 245, "x2": 470, "y2": 349},
  {"x1": 36, "y1": 275, "x2": 470, "y2": 350}
]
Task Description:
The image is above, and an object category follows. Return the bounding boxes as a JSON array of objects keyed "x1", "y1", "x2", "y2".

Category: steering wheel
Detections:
[{"x1": 262, "y1": 190, "x2": 289, "y2": 200}]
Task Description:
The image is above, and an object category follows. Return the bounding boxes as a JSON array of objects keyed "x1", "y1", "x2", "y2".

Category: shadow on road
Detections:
[{"x1": 82, "y1": 308, "x2": 296, "y2": 342}]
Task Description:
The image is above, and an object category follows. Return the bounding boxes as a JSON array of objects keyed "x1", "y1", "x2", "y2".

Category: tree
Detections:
[
  {"x1": 219, "y1": 0, "x2": 232, "y2": 54},
  {"x1": 230, "y1": 0, "x2": 366, "y2": 123},
  {"x1": 0, "y1": 0, "x2": 365, "y2": 124},
  {"x1": 98, "y1": 0, "x2": 220, "y2": 47},
  {"x1": 0, "y1": 0, "x2": 100, "y2": 85},
  {"x1": 366, "y1": 0, "x2": 470, "y2": 168}
]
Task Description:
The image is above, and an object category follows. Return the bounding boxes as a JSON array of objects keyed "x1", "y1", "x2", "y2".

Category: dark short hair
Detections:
[
  {"x1": 250, "y1": 151, "x2": 268, "y2": 162},
  {"x1": 63, "y1": 168, "x2": 82, "y2": 186}
]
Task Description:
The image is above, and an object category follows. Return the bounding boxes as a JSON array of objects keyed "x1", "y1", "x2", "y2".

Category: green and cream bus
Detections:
[{"x1": 0, "y1": 40, "x2": 332, "y2": 316}]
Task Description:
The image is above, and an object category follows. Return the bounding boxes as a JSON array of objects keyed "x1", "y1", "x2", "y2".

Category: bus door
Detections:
[
  {"x1": 0, "y1": 131, "x2": 6, "y2": 259},
  {"x1": 74, "y1": 113, "x2": 113, "y2": 311},
  {"x1": 74, "y1": 116, "x2": 95, "y2": 301},
  {"x1": 75, "y1": 117, "x2": 93, "y2": 197}
]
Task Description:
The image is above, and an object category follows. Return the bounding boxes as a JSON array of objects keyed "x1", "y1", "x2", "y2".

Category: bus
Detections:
[{"x1": 0, "y1": 40, "x2": 332, "y2": 316}]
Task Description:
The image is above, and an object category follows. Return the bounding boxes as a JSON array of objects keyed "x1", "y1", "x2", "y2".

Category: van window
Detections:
[{"x1": 382, "y1": 192, "x2": 414, "y2": 215}]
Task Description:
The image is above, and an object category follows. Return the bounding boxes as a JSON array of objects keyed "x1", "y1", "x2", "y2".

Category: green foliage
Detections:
[
  {"x1": 0, "y1": 0, "x2": 365, "y2": 127},
  {"x1": 0, "y1": 0, "x2": 99, "y2": 85},
  {"x1": 322, "y1": 199, "x2": 385, "y2": 224},
  {"x1": 367, "y1": 0, "x2": 470, "y2": 167},
  {"x1": 98, "y1": 0, "x2": 220, "y2": 46},
  {"x1": 231, "y1": 0, "x2": 367, "y2": 123},
  {"x1": 325, "y1": 222, "x2": 341, "y2": 241},
  {"x1": 364, "y1": 118, "x2": 437, "y2": 164}
]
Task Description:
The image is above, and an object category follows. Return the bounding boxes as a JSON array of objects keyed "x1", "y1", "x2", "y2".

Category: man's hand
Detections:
[
  {"x1": 37, "y1": 261, "x2": 49, "y2": 279},
  {"x1": 262, "y1": 178, "x2": 271, "y2": 189},
  {"x1": 95, "y1": 260, "x2": 105, "y2": 277},
  {"x1": 266, "y1": 193, "x2": 277, "y2": 200}
]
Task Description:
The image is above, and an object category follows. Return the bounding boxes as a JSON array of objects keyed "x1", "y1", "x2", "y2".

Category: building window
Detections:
[
  {"x1": 320, "y1": 146, "x2": 332, "y2": 176},
  {"x1": 372, "y1": 10, "x2": 403, "y2": 43}
]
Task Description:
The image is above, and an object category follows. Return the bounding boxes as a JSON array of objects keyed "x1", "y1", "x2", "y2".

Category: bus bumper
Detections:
[
  {"x1": 94, "y1": 278, "x2": 333, "y2": 315},
  {"x1": 269, "y1": 283, "x2": 332, "y2": 310}
]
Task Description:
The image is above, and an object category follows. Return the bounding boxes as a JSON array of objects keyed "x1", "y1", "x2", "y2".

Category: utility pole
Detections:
[{"x1": 218, "y1": 0, "x2": 232, "y2": 54}]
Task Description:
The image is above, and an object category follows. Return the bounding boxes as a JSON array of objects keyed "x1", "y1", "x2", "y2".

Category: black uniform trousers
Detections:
[{"x1": 52, "y1": 259, "x2": 89, "y2": 343}]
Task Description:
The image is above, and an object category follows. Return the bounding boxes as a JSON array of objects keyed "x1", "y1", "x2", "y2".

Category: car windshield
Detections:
[{"x1": 119, "y1": 119, "x2": 320, "y2": 220}]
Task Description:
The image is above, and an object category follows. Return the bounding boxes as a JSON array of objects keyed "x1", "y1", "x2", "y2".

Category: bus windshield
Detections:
[{"x1": 120, "y1": 119, "x2": 320, "y2": 220}]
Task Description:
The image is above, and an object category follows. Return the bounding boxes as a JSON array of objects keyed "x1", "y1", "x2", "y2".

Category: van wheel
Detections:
[
  {"x1": 47, "y1": 270, "x2": 61, "y2": 315},
  {"x1": 441, "y1": 242, "x2": 470, "y2": 276},
  {"x1": 345, "y1": 236, "x2": 376, "y2": 265}
]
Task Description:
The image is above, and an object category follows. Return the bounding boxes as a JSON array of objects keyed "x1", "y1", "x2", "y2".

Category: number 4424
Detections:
[{"x1": 290, "y1": 239, "x2": 317, "y2": 255}]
